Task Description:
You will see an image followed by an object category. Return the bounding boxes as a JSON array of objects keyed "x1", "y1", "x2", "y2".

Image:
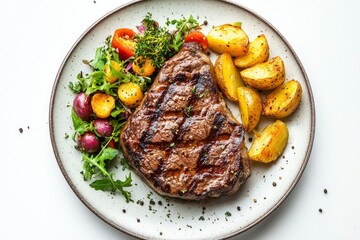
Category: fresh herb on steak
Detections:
[{"x1": 134, "y1": 12, "x2": 199, "y2": 69}]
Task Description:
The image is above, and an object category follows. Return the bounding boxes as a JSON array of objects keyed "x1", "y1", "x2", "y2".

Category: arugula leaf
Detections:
[
  {"x1": 89, "y1": 47, "x2": 106, "y2": 70},
  {"x1": 71, "y1": 108, "x2": 90, "y2": 135},
  {"x1": 82, "y1": 147, "x2": 133, "y2": 202},
  {"x1": 90, "y1": 173, "x2": 132, "y2": 202},
  {"x1": 120, "y1": 157, "x2": 131, "y2": 170},
  {"x1": 167, "y1": 14, "x2": 199, "y2": 52}
]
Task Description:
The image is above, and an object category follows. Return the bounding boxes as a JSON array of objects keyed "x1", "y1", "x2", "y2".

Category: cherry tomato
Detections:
[
  {"x1": 107, "y1": 139, "x2": 117, "y2": 149},
  {"x1": 184, "y1": 31, "x2": 208, "y2": 51},
  {"x1": 111, "y1": 28, "x2": 137, "y2": 60}
]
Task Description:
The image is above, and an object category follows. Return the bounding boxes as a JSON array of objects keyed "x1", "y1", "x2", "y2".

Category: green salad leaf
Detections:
[{"x1": 82, "y1": 147, "x2": 133, "y2": 202}]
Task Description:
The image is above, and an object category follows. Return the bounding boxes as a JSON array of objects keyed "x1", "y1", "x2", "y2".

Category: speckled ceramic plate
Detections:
[{"x1": 49, "y1": 0, "x2": 315, "y2": 239}]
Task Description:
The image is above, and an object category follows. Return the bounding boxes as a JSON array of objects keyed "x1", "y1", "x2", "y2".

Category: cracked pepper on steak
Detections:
[{"x1": 120, "y1": 42, "x2": 251, "y2": 200}]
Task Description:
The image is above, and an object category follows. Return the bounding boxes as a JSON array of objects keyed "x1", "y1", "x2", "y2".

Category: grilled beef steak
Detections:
[{"x1": 120, "y1": 42, "x2": 250, "y2": 200}]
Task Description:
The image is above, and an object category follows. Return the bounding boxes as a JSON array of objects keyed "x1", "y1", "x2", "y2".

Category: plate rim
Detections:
[{"x1": 49, "y1": 0, "x2": 316, "y2": 239}]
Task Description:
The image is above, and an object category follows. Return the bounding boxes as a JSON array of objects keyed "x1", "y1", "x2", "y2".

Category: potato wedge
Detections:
[
  {"x1": 263, "y1": 80, "x2": 302, "y2": 118},
  {"x1": 248, "y1": 120, "x2": 289, "y2": 163},
  {"x1": 214, "y1": 52, "x2": 244, "y2": 101},
  {"x1": 237, "y1": 86, "x2": 262, "y2": 132},
  {"x1": 234, "y1": 34, "x2": 269, "y2": 69},
  {"x1": 240, "y1": 56, "x2": 285, "y2": 90},
  {"x1": 207, "y1": 23, "x2": 249, "y2": 57}
]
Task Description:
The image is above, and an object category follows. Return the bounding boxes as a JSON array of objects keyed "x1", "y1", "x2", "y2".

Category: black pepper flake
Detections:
[
  {"x1": 319, "y1": 208, "x2": 323, "y2": 213},
  {"x1": 159, "y1": 232, "x2": 163, "y2": 235},
  {"x1": 137, "y1": 218, "x2": 140, "y2": 223},
  {"x1": 149, "y1": 199, "x2": 155, "y2": 205},
  {"x1": 237, "y1": 206, "x2": 241, "y2": 211},
  {"x1": 324, "y1": 189, "x2": 328, "y2": 194},
  {"x1": 198, "y1": 216, "x2": 205, "y2": 221},
  {"x1": 272, "y1": 182, "x2": 277, "y2": 187},
  {"x1": 19, "y1": 128, "x2": 23, "y2": 133},
  {"x1": 122, "y1": 209, "x2": 126, "y2": 213},
  {"x1": 248, "y1": 137, "x2": 253, "y2": 142},
  {"x1": 158, "y1": 200, "x2": 163, "y2": 206},
  {"x1": 291, "y1": 146, "x2": 295, "y2": 149}
]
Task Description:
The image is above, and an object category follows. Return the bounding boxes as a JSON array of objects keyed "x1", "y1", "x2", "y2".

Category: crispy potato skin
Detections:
[
  {"x1": 263, "y1": 80, "x2": 302, "y2": 118},
  {"x1": 237, "y1": 86, "x2": 262, "y2": 132},
  {"x1": 207, "y1": 24, "x2": 249, "y2": 57},
  {"x1": 234, "y1": 34, "x2": 269, "y2": 69},
  {"x1": 91, "y1": 93, "x2": 115, "y2": 119},
  {"x1": 214, "y1": 52, "x2": 244, "y2": 101},
  {"x1": 248, "y1": 120, "x2": 289, "y2": 163},
  {"x1": 240, "y1": 56, "x2": 285, "y2": 90}
]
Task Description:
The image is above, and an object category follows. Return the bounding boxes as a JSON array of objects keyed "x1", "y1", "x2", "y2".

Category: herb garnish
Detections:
[{"x1": 134, "y1": 13, "x2": 199, "y2": 69}]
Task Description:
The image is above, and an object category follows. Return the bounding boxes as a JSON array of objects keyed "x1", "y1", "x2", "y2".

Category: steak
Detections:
[{"x1": 120, "y1": 42, "x2": 250, "y2": 200}]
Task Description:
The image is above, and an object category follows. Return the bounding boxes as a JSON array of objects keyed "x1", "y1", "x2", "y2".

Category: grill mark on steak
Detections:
[{"x1": 120, "y1": 42, "x2": 251, "y2": 200}]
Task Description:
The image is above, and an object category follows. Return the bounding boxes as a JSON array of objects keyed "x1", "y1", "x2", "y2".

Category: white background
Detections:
[{"x1": 1, "y1": 0, "x2": 359, "y2": 239}]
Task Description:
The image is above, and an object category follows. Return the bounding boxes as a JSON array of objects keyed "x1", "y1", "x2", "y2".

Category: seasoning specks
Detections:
[
  {"x1": 319, "y1": 208, "x2": 323, "y2": 213},
  {"x1": 324, "y1": 188, "x2": 328, "y2": 194}
]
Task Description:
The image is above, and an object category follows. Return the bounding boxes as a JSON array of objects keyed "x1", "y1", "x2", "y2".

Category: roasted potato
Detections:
[
  {"x1": 207, "y1": 23, "x2": 249, "y2": 57},
  {"x1": 91, "y1": 93, "x2": 115, "y2": 119},
  {"x1": 248, "y1": 120, "x2": 289, "y2": 163},
  {"x1": 214, "y1": 52, "x2": 244, "y2": 101},
  {"x1": 118, "y1": 82, "x2": 144, "y2": 108},
  {"x1": 240, "y1": 56, "x2": 285, "y2": 90},
  {"x1": 132, "y1": 56, "x2": 156, "y2": 77},
  {"x1": 237, "y1": 86, "x2": 262, "y2": 132},
  {"x1": 263, "y1": 80, "x2": 302, "y2": 118},
  {"x1": 104, "y1": 60, "x2": 121, "y2": 83},
  {"x1": 234, "y1": 34, "x2": 269, "y2": 69}
]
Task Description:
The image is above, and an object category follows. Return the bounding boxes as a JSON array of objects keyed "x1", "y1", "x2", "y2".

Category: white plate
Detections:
[{"x1": 49, "y1": 0, "x2": 315, "y2": 239}]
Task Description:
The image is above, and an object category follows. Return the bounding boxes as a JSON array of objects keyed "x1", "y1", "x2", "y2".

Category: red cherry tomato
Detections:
[
  {"x1": 184, "y1": 31, "x2": 208, "y2": 51},
  {"x1": 111, "y1": 28, "x2": 137, "y2": 60},
  {"x1": 107, "y1": 139, "x2": 117, "y2": 149}
]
